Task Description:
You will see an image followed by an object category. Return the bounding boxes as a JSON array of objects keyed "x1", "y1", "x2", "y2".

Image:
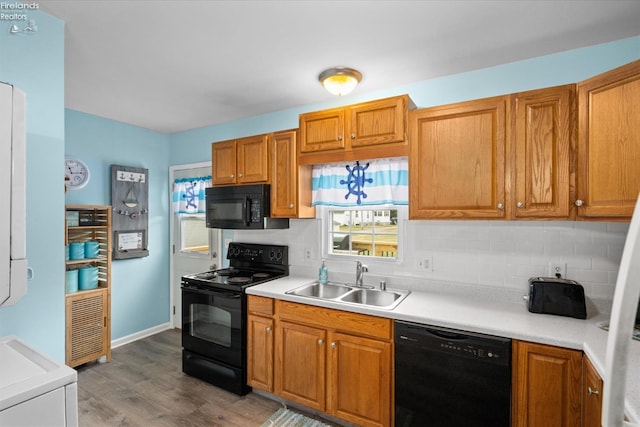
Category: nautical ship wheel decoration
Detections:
[
  {"x1": 182, "y1": 181, "x2": 199, "y2": 210},
  {"x1": 340, "y1": 161, "x2": 373, "y2": 205}
]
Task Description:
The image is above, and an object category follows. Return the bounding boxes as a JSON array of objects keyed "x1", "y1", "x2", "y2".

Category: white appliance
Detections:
[
  {"x1": 603, "y1": 193, "x2": 640, "y2": 427},
  {"x1": 0, "y1": 82, "x2": 28, "y2": 307},
  {"x1": 0, "y1": 336, "x2": 78, "y2": 426}
]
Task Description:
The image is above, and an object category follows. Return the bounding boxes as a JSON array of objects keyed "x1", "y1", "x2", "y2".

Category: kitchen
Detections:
[{"x1": 1, "y1": 1, "x2": 640, "y2": 426}]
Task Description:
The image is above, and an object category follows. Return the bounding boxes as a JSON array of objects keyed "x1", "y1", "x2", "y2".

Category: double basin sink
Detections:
[{"x1": 285, "y1": 281, "x2": 410, "y2": 310}]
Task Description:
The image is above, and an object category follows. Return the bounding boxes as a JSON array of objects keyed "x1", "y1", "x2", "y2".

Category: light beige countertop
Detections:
[{"x1": 247, "y1": 274, "x2": 640, "y2": 423}]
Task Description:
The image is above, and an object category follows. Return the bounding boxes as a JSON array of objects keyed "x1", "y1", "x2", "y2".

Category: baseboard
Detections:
[{"x1": 111, "y1": 322, "x2": 173, "y2": 349}]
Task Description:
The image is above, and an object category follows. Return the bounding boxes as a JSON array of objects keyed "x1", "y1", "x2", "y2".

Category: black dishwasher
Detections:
[{"x1": 395, "y1": 320, "x2": 512, "y2": 427}]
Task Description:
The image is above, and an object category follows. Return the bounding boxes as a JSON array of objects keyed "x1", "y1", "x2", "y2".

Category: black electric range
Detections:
[{"x1": 180, "y1": 242, "x2": 288, "y2": 395}]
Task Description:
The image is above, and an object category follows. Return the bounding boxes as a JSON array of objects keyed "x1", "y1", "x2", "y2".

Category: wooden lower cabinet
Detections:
[
  {"x1": 247, "y1": 296, "x2": 392, "y2": 427},
  {"x1": 275, "y1": 320, "x2": 327, "y2": 411},
  {"x1": 329, "y1": 332, "x2": 391, "y2": 426},
  {"x1": 512, "y1": 340, "x2": 583, "y2": 427},
  {"x1": 583, "y1": 356, "x2": 604, "y2": 427},
  {"x1": 247, "y1": 314, "x2": 274, "y2": 392},
  {"x1": 65, "y1": 289, "x2": 110, "y2": 367}
]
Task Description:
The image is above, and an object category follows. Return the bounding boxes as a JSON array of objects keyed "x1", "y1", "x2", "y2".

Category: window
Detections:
[
  {"x1": 328, "y1": 208, "x2": 399, "y2": 259},
  {"x1": 179, "y1": 214, "x2": 209, "y2": 255}
]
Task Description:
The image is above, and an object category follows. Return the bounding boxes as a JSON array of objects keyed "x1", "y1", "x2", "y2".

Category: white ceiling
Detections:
[{"x1": 39, "y1": 0, "x2": 640, "y2": 134}]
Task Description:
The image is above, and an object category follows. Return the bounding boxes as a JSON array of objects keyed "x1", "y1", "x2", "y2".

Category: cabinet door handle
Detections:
[
  {"x1": 517, "y1": 202, "x2": 524, "y2": 208},
  {"x1": 318, "y1": 339, "x2": 323, "y2": 345},
  {"x1": 497, "y1": 203, "x2": 504, "y2": 210},
  {"x1": 350, "y1": 134, "x2": 355, "y2": 140},
  {"x1": 289, "y1": 204, "x2": 294, "y2": 209},
  {"x1": 238, "y1": 173, "x2": 243, "y2": 178},
  {"x1": 337, "y1": 135, "x2": 343, "y2": 141},
  {"x1": 331, "y1": 342, "x2": 336, "y2": 348},
  {"x1": 230, "y1": 174, "x2": 235, "y2": 179},
  {"x1": 266, "y1": 326, "x2": 272, "y2": 333},
  {"x1": 575, "y1": 199, "x2": 584, "y2": 207},
  {"x1": 588, "y1": 386, "x2": 600, "y2": 396}
]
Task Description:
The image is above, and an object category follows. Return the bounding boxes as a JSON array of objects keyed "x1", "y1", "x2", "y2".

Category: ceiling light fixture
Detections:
[{"x1": 318, "y1": 67, "x2": 362, "y2": 96}]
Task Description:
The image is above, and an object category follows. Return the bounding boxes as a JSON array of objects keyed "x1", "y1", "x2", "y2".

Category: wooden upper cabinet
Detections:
[
  {"x1": 270, "y1": 130, "x2": 315, "y2": 218},
  {"x1": 298, "y1": 95, "x2": 415, "y2": 165},
  {"x1": 409, "y1": 95, "x2": 508, "y2": 219},
  {"x1": 348, "y1": 95, "x2": 408, "y2": 147},
  {"x1": 211, "y1": 134, "x2": 269, "y2": 185},
  {"x1": 577, "y1": 59, "x2": 640, "y2": 219},
  {"x1": 299, "y1": 108, "x2": 346, "y2": 153},
  {"x1": 511, "y1": 85, "x2": 574, "y2": 219},
  {"x1": 583, "y1": 356, "x2": 603, "y2": 427},
  {"x1": 211, "y1": 140, "x2": 237, "y2": 185},
  {"x1": 236, "y1": 134, "x2": 269, "y2": 183},
  {"x1": 512, "y1": 340, "x2": 583, "y2": 427}
]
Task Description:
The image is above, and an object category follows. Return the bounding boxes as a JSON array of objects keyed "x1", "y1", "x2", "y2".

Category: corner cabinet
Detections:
[
  {"x1": 512, "y1": 340, "x2": 583, "y2": 427},
  {"x1": 576, "y1": 59, "x2": 640, "y2": 219},
  {"x1": 64, "y1": 205, "x2": 112, "y2": 368},
  {"x1": 211, "y1": 134, "x2": 269, "y2": 186},
  {"x1": 583, "y1": 356, "x2": 604, "y2": 427},
  {"x1": 298, "y1": 94, "x2": 415, "y2": 165}
]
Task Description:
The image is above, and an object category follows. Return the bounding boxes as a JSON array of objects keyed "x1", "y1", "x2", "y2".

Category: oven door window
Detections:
[{"x1": 190, "y1": 303, "x2": 231, "y2": 347}]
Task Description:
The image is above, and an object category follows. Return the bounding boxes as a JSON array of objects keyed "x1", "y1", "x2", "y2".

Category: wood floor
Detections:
[{"x1": 76, "y1": 329, "x2": 321, "y2": 427}]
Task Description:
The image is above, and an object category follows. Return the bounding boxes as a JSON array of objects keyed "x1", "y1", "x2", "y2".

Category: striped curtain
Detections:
[
  {"x1": 312, "y1": 158, "x2": 408, "y2": 206},
  {"x1": 172, "y1": 176, "x2": 211, "y2": 213}
]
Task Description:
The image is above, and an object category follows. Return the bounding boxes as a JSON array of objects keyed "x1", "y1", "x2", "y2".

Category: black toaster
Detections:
[{"x1": 527, "y1": 277, "x2": 587, "y2": 319}]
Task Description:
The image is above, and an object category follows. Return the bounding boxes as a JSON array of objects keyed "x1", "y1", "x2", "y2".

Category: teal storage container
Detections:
[
  {"x1": 78, "y1": 266, "x2": 99, "y2": 290},
  {"x1": 85, "y1": 241, "x2": 100, "y2": 258},
  {"x1": 66, "y1": 270, "x2": 78, "y2": 293},
  {"x1": 69, "y1": 242, "x2": 85, "y2": 260}
]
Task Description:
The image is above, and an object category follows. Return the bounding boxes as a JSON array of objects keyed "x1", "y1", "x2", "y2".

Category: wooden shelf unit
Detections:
[{"x1": 65, "y1": 205, "x2": 112, "y2": 367}]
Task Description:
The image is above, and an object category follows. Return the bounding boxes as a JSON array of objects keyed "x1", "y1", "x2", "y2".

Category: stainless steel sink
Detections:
[
  {"x1": 286, "y1": 282, "x2": 353, "y2": 299},
  {"x1": 340, "y1": 288, "x2": 404, "y2": 307},
  {"x1": 285, "y1": 281, "x2": 410, "y2": 310}
]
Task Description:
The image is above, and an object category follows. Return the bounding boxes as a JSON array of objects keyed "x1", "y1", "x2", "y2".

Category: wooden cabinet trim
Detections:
[
  {"x1": 248, "y1": 295, "x2": 274, "y2": 317},
  {"x1": 276, "y1": 300, "x2": 392, "y2": 341}
]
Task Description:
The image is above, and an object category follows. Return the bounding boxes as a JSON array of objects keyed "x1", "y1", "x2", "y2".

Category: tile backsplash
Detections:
[{"x1": 234, "y1": 218, "x2": 630, "y2": 309}]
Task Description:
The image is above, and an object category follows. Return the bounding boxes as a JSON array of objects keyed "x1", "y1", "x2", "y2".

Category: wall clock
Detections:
[{"x1": 64, "y1": 158, "x2": 90, "y2": 190}]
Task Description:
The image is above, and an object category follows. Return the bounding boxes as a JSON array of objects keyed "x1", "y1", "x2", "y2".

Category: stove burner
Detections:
[
  {"x1": 227, "y1": 276, "x2": 252, "y2": 285},
  {"x1": 216, "y1": 268, "x2": 239, "y2": 277},
  {"x1": 195, "y1": 272, "x2": 217, "y2": 280},
  {"x1": 252, "y1": 272, "x2": 271, "y2": 280}
]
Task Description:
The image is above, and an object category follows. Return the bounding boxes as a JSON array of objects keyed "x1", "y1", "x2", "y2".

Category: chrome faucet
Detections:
[{"x1": 355, "y1": 261, "x2": 368, "y2": 287}]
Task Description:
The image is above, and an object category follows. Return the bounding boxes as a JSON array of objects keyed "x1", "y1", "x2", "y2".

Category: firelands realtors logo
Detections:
[{"x1": 1, "y1": 2, "x2": 39, "y2": 35}]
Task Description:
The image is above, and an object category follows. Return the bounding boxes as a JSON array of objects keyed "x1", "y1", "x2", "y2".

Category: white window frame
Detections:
[
  {"x1": 178, "y1": 213, "x2": 212, "y2": 258},
  {"x1": 320, "y1": 205, "x2": 406, "y2": 262}
]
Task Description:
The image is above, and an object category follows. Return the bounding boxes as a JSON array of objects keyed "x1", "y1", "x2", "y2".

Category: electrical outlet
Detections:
[
  {"x1": 418, "y1": 256, "x2": 433, "y2": 272},
  {"x1": 304, "y1": 248, "x2": 312, "y2": 260},
  {"x1": 548, "y1": 261, "x2": 567, "y2": 278}
]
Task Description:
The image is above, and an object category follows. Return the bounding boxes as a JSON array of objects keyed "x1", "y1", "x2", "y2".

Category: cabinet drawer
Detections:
[
  {"x1": 248, "y1": 295, "x2": 274, "y2": 317},
  {"x1": 276, "y1": 300, "x2": 392, "y2": 341}
]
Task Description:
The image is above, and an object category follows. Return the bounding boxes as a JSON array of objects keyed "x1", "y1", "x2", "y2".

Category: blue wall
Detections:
[
  {"x1": 65, "y1": 111, "x2": 171, "y2": 340},
  {"x1": 169, "y1": 36, "x2": 640, "y2": 165},
  {"x1": 0, "y1": 9, "x2": 66, "y2": 360}
]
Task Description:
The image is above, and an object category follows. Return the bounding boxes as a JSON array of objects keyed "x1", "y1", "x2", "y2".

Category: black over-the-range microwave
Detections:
[{"x1": 205, "y1": 184, "x2": 289, "y2": 230}]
